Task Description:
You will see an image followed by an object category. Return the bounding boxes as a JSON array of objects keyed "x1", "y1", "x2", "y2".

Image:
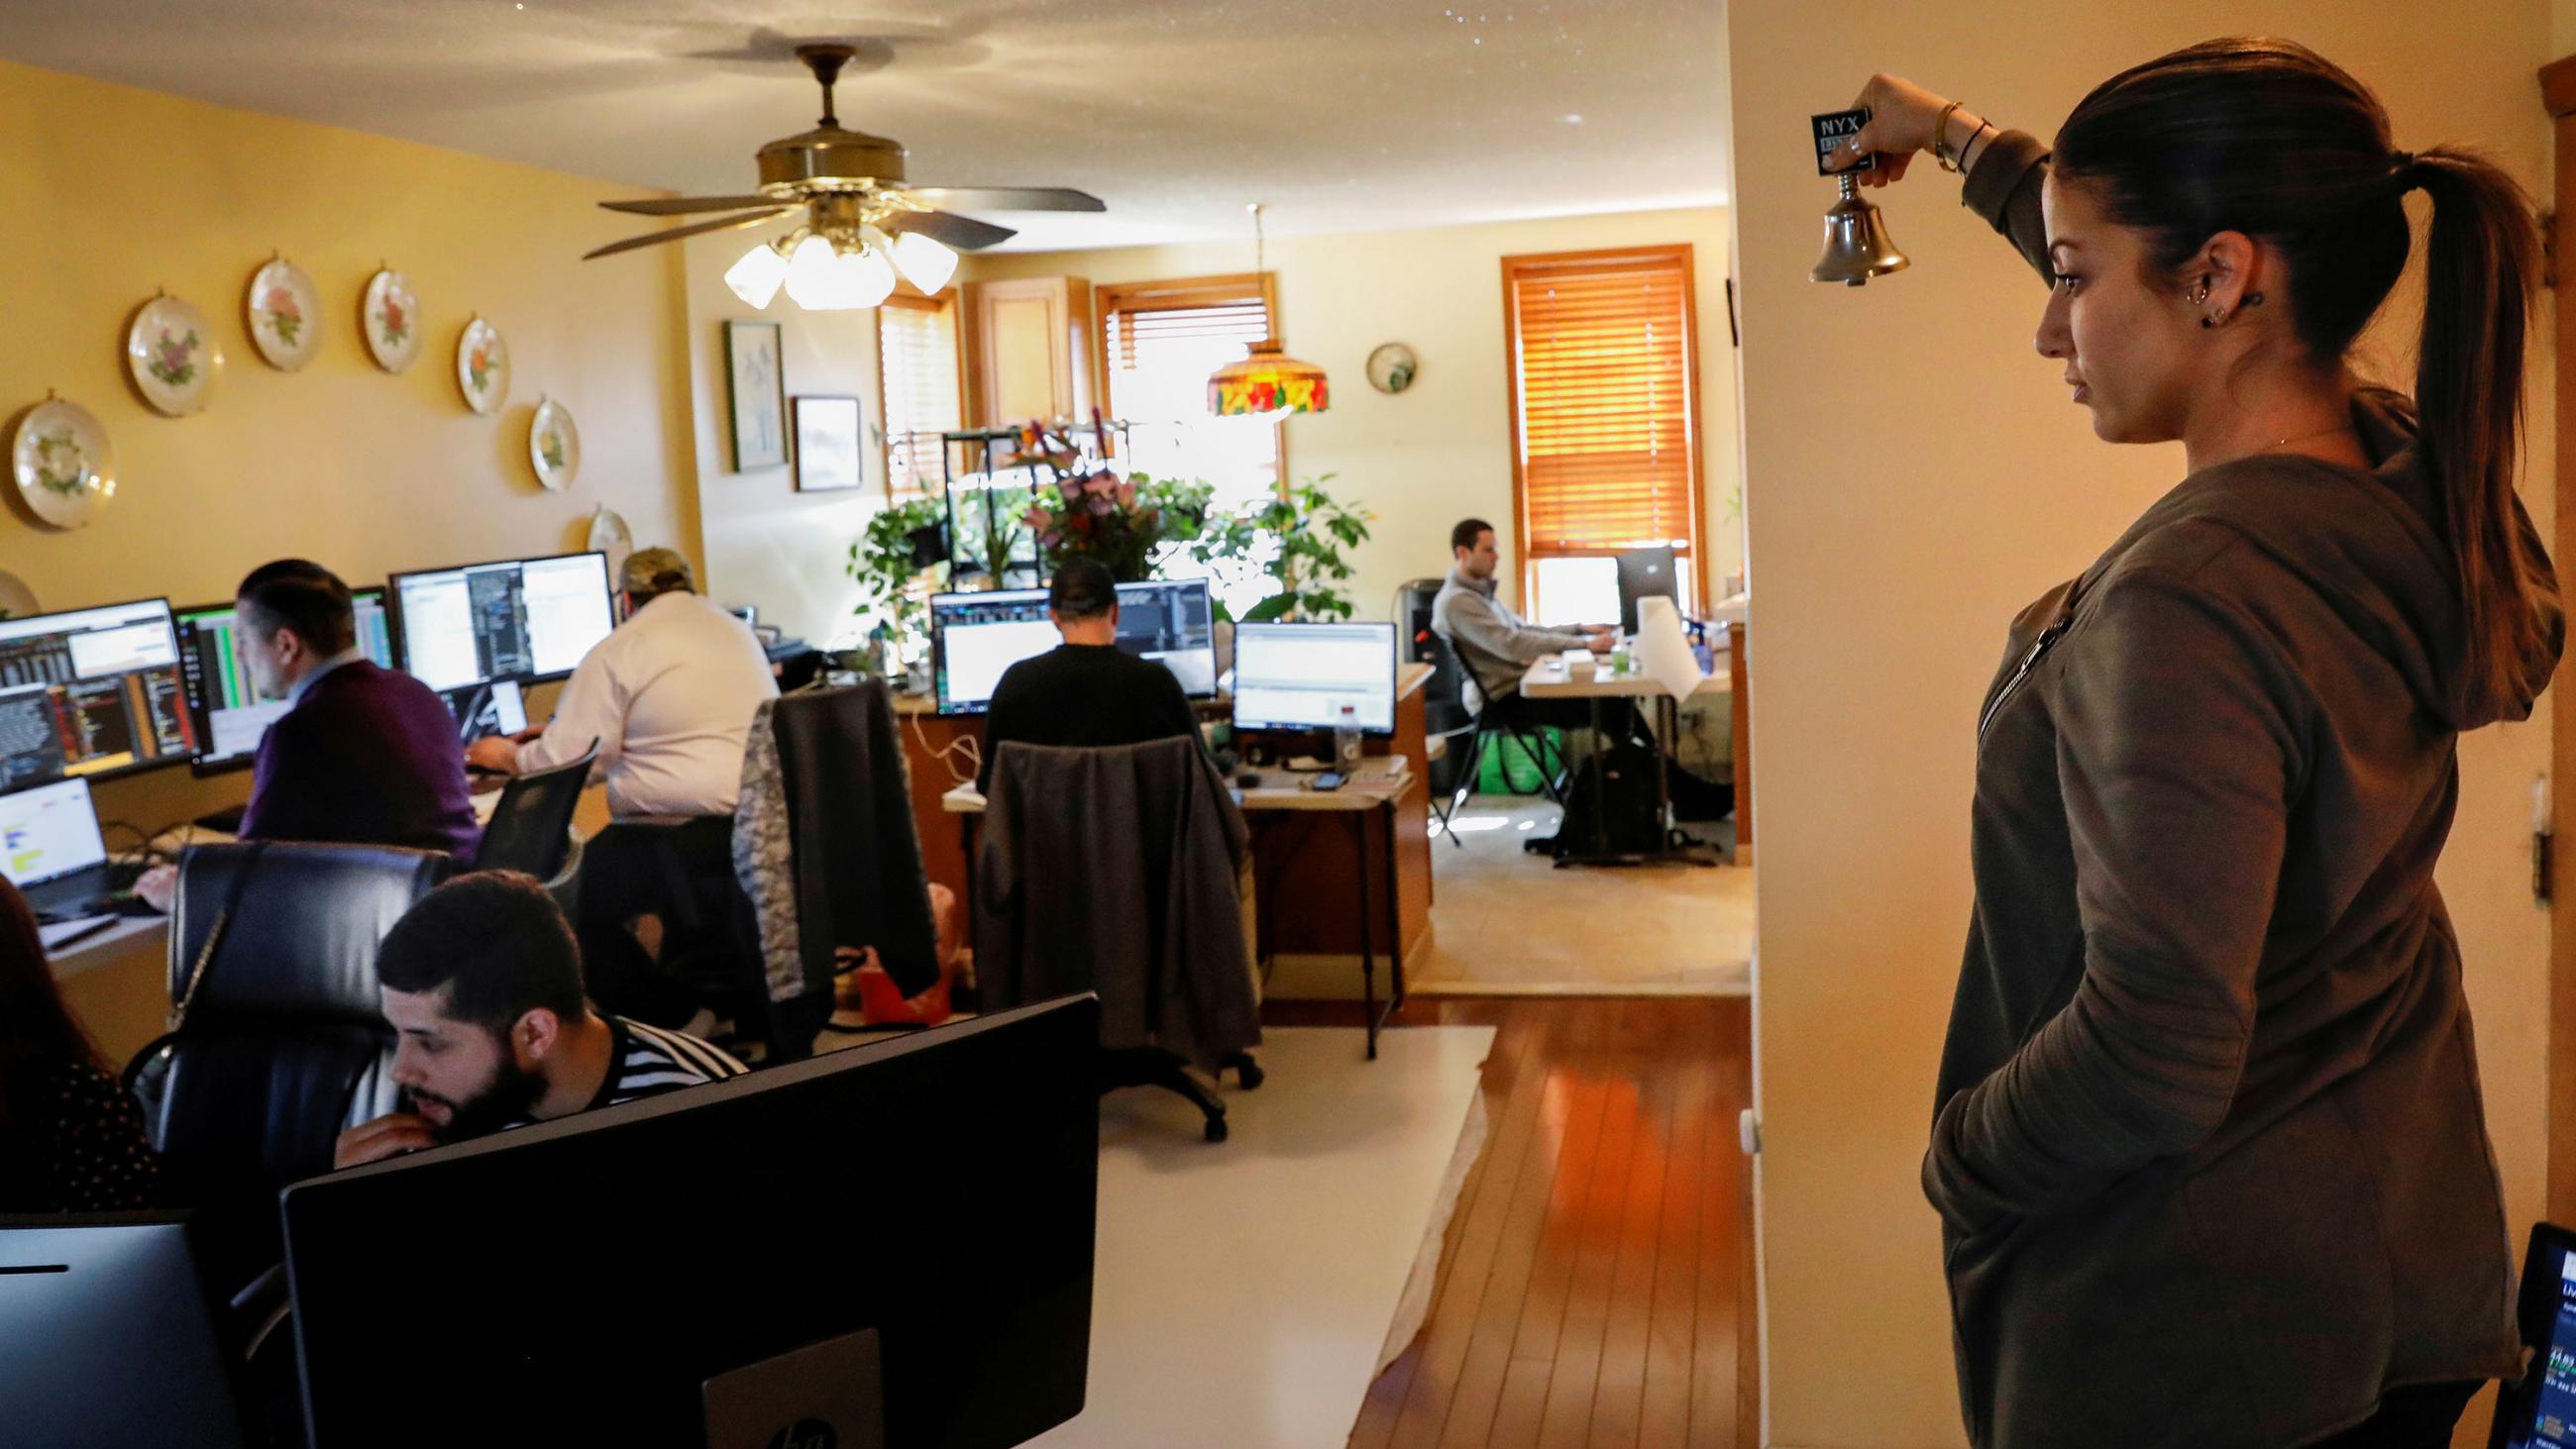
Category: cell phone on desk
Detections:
[{"x1": 1307, "y1": 771, "x2": 1346, "y2": 791}]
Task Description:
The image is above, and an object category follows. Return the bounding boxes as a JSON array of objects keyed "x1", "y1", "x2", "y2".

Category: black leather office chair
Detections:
[
  {"x1": 123, "y1": 841, "x2": 451, "y2": 1292},
  {"x1": 1421, "y1": 631, "x2": 1485, "y2": 847},
  {"x1": 472, "y1": 744, "x2": 596, "y2": 884}
]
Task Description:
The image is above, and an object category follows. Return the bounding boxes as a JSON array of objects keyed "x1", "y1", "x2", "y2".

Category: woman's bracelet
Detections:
[
  {"x1": 1958, "y1": 118, "x2": 1996, "y2": 175},
  {"x1": 1930, "y1": 100, "x2": 1967, "y2": 171}
]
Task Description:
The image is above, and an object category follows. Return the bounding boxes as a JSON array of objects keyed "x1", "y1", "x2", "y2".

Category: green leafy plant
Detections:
[
  {"x1": 845, "y1": 495, "x2": 948, "y2": 661},
  {"x1": 1233, "y1": 475, "x2": 1372, "y2": 622}
]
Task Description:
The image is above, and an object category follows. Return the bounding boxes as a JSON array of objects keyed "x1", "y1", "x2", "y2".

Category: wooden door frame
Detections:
[{"x1": 2540, "y1": 54, "x2": 2576, "y2": 1223}]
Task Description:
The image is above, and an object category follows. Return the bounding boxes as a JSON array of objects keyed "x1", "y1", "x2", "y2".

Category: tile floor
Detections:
[{"x1": 1412, "y1": 796, "x2": 1753, "y2": 996}]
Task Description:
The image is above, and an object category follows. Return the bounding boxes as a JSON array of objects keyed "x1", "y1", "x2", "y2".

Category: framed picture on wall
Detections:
[
  {"x1": 724, "y1": 319, "x2": 787, "y2": 471},
  {"x1": 793, "y1": 395, "x2": 866, "y2": 493}
]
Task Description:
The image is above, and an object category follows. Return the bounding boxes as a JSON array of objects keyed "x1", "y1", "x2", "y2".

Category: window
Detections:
[
  {"x1": 1503, "y1": 245, "x2": 1704, "y2": 617},
  {"x1": 1096, "y1": 273, "x2": 1283, "y2": 506},
  {"x1": 877, "y1": 292, "x2": 964, "y2": 497}
]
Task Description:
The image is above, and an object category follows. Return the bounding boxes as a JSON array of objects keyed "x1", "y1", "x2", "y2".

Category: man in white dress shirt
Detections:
[{"x1": 466, "y1": 548, "x2": 776, "y2": 818}]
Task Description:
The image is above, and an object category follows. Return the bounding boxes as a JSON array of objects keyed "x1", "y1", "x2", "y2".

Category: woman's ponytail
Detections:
[{"x1": 2411, "y1": 149, "x2": 2549, "y2": 720}]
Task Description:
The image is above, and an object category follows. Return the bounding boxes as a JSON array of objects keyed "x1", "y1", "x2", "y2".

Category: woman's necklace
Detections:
[{"x1": 2255, "y1": 422, "x2": 2360, "y2": 457}]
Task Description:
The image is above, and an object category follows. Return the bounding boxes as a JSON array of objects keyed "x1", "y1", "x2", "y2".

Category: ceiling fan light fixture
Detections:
[
  {"x1": 834, "y1": 245, "x2": 899, "y2": 309},
  {"x1": 723, "y1": 239, "x2": 790, "y2": 308},
  {"x1": 889, "y1": 230, "x2": 959, "y2": 293},
  {"x1": 784, "y1": 233, "x2": 845, "y2": 309}
]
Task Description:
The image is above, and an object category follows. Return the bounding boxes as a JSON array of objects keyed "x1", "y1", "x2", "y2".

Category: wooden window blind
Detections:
[
  {"x1": 1096, "y1": 273, "x2": 1283, "y2": 502},
  {"x1": 877, "y1": 292, "x2": 963, "y2": 497},
  {"x1": 1503, "y1": 245, "x2": 1704, "y2": 609}
]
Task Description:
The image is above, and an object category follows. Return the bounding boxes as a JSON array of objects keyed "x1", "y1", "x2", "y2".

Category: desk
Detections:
[
  {"x1": 1521, "y1": 654, "x2": 1729, "y2": 868},
  {"x1": 943, "y1": 760, "x2": 1415, "y2": 1058}
]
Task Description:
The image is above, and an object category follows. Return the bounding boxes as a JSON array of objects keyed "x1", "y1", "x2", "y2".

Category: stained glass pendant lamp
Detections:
[{"x1": 1208, "y1": 203, "x2": 1329, "y2": 417}]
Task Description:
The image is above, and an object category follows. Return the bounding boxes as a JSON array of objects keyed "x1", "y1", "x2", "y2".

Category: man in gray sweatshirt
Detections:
[{"x1": 1430, "y1": 517, "x2": 1611, "y2": 732}]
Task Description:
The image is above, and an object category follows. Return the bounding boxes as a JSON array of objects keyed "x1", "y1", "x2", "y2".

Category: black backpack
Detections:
[{"x1": 1547, "y1": 729, "x2": 1667, "y2": 858}]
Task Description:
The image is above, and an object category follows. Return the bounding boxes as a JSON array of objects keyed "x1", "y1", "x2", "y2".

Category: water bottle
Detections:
[{"x1": 1335, "y1": 704, "x2": 1362, "y2": 775}]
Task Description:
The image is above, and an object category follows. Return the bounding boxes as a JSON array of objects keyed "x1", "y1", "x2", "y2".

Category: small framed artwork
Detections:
[
  {"x1": 724, "y1": 320, "x2": 787, "y2": 471},
  {"x1": 793, "y1": 395, "x2": 866, "y2": 493}
]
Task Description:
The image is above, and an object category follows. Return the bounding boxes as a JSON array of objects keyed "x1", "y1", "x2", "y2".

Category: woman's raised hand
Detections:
[{"x1": 1824, "y1": 74, "x2": 1955, "y2": 188}]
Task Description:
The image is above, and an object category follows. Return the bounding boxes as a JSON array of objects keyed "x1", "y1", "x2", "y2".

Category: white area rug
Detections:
[{"x1": 1033, "y1": 1024, "x2": 1496, "y2": 1449}]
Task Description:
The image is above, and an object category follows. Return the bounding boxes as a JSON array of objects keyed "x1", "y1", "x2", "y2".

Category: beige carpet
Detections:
[{"x1": 1413, "y1": 794, "x2": 1754, "y2": 996}]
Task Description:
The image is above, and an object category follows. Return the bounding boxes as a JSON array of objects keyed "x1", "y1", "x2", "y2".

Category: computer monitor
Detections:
[
  {"x1": 931, "y1": 587, "x2": 1054, "y2": 715},
  {"x1": 0, "y1": 1212, "x2": 247, "y2": 1448},
  {"x1": 1232, "y1": 620, "x2": 1400, "y2": 735},
  {"x1": 388, "y1": 551, "x2": 617, "y2": 692},
  {"x1": 282, "y1": 996, "x2": 1100, "y2": 1449},
  {"x1": 0, "y1": 597, "x2": 194, "y2": 793},
  {"x1": 2494, "y1": 1221, "x2": 2576, "y2": 1448},
  {"x1": 1113, "y1": 578, "x2": 1217, "y2": 698},
  {"x1": 176, "y1": 587, "x2": 394, "y2": 776},
  {"x1": 1615, "y1": 546, "x2": 1682, "y2": 635}
]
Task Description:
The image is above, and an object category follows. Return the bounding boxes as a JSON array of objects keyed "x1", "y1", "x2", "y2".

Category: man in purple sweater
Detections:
[{"x1": 227, "y1": 560, "x2": 480, "y2": 859}]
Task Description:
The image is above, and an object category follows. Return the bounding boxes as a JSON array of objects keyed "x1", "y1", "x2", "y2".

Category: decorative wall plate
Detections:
[
  {"x1": 10, "y1": 395, "x2": 116, "y2": 529},
  {"x1": 0, "y1": 570, "x2": 38, "y2": 621},
  {"x1": 456, "y1": 316, "x2": 509, "y2": 415},
  {"x1": 125, "y1": 293, "x2": 221, "y2": 416},
  {"x1": 1366, "y1": 342, "x2": 1418, "y2": 395},
  {"x1": 529, "y1": 397, "x2": 581, "y2": 491},
  {"x1": 587, "y1": 505, "x2": 633, "y2": 581},
  {"x1": 245, "y1": 257, "x2": 322, "y2": 370},
  {"x1": 361, "y1": 267, "x2": 422, "y2": 373}
]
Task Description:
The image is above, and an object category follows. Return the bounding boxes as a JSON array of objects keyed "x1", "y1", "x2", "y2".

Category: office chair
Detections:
[
  {"x1": 471, "y1": 743, "x2": 596, "y2": 884},
  {"x1": 1420, "y1": 631, "x2": 1485, "y2": 847},
  {"x1": 123, "y1": 841, "x2": 452, "y2": 1294}
]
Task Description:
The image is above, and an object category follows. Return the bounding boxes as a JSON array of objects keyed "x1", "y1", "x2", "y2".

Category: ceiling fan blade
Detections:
[
  {"x1": 583, "y1": 207, "x2": 793, "y2": 260},
  {"x1": 896, "y1": 186, "x2": 1106, "y2": 214},
  {"x1": 597, "y1": 194, "x2": 787, "y2": 217},
  {"x1": 883, "y1": 210, "x2": 1018, "y2": 252}
]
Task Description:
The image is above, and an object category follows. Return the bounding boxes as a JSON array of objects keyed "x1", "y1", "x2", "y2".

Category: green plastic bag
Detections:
[{"x1": 1476, "y1": 727, "x2": 1563, "y2": 795}]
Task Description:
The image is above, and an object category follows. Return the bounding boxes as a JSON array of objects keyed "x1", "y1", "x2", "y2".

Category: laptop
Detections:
[
  {"x1": 2491, "y1": 1220, "x2": 2576, "y2": 1447},
  {"x1": 0, "y1": 776, "x2": 141, "y2": 919},
  {"x1": 442, "y1": 677, "x2": 529, "y2": 747}
]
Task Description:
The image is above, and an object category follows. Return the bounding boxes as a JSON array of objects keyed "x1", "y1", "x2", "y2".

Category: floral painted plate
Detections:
[
  {"x1": 456, "y1": 316, "x2": 509, "y2": 415},
  {"x1": 125, "y1": 293, "x2": 220, "y2": 416},
  {"x1": 10, "y1": 395, "x2": 116, "y2": 529},
  {"x1": 587, "y1": 505, "x2": 633, "y2": 581},
  {"x1": 362, "y1": 267, "x2": 422, "y2": 373},
  {"x1": 245, "y1": 257, "x2": 321, "y2": 371},
  {"x1": 0, "y1": 570, "x2": 38, "y2": 622},
  {"x1": 529, "y1": 397, "x2": 581, "y2": 491}
]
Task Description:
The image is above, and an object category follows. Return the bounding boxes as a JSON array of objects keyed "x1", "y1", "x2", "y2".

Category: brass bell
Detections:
[{"x1": 1810, "y1": 172, "x2": 1909, "y2": 286}]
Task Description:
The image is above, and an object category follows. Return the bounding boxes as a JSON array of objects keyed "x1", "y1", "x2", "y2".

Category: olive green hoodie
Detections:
[{"x1": 1931, "y1": 130, "x2": 2564, "y2": 1449}]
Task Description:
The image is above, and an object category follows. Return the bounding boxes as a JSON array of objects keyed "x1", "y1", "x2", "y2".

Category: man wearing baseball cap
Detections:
[{"x1": 466, "y1": 548, "x2": 775, "y2": 818}]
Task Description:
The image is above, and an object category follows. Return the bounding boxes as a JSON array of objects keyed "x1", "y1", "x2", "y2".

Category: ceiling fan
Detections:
[{"x1": 585, "y1": 43, "x2": 1106, "y2": 309}]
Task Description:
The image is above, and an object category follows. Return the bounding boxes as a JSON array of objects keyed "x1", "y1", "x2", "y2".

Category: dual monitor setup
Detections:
[
  {"x1": 0, "y1": 550, "x2": 620, "y2": 911},
  {"x1": 929, "y1": 576, "x2": 1401, "y2": 734}
]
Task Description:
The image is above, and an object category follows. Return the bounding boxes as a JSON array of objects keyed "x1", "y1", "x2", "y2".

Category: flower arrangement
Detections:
[
  {"x1": 264, "y1": 286, "x2": 303, "y2": 347},
  {"x1": 149, "y1": 328, "x2": 199, "y2": 388},
  {"x1": 377, "y1": 296, "x2": 409, "y2": 349},
  {"x1": 1011, "y1": 421, "x2": 1198, "y2": 582},
  {"x1": 32, "y1": 430, "x2": 85, "y2": 496}
]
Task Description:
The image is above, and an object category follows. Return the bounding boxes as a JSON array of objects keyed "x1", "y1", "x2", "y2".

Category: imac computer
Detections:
[
  {"x1": 0, "y1": 597, "x2": 194, "y2": 794},
  {"x1": 1614, "y1": 546, "x2": 1682, "y2": 636},
  {"x1": 281, "y1": 996, "x2": 1101, "y2": 1449},
  {"x1": 388, "y1": 552, "x2": 616, "y2": 692},
  {"x1": 175, "y1": 587, "x2": 394, "y2": 776},
  {"x1": 1231, "y1": 620, "x2": 1399, "y2": 735},
  {"x1": 932, "y1": 579, "x2": 1219, "y2": 714},
  {"x1": 0, "y1": 1211, "x2": 248, "y2": 1448}
]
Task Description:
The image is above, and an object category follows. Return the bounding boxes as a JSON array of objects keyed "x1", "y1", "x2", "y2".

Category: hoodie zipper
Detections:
[{"x1": 1979, "y1": 612, "x2": 2075, "y2": 740}]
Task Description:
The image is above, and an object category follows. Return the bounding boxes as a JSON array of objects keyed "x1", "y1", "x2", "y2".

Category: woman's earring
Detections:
[
  {"x1": 2188, "y1": 280, "x2": 2210, "y2": 305},
  {"x1": 2244, "y1": 292, "x2": 2265, "y2": 307}
]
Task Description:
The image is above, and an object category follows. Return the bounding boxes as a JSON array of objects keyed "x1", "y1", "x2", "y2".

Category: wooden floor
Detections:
[{"x1": 1265, "y1": 996, "x2": 1757, "y2": 1448}]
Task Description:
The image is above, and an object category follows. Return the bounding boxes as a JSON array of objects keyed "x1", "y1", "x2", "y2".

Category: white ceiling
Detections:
[{"x1": 0, "y1": 0, "x2": 1728, "y2": 253}]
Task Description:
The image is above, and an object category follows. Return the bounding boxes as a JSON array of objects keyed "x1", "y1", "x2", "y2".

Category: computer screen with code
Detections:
[
  {"x1": 390, "y1": 553, "x2": 615, "y2": 692},
  {"x1": 175, "y1": 588, "x2": 392, "y2": 773},
  {"x1": 0, "y1": 598, "x2": 193, "y2": 794}
]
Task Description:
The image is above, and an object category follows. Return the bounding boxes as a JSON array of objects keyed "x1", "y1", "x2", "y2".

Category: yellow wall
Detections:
[
  {"x1": 957, "y1": 208, "x2": 1741, "y2": 626},
  {"x1": 1727, "y1": 6, "x2": 2556, "y2": 1446},
  {"x1": 0, "y1": 57, "x2": 701, "y2": 1051}
]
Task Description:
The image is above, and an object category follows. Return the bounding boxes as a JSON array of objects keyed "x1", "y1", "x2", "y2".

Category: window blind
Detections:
[
  {"x1": 878, "y1": 294, "x2": 963, "y2": 496},
  {"x1": 1504, "y1": 247, "x2": 1703, "y2": 598},
  {"x1": 1096, "y1": 274, "x2": 1281, "y2": 503}
]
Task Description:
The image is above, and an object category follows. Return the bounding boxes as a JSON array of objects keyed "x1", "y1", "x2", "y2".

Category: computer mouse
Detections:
[{"x1": 1235, "y1": 772, "x2": 1261, "y2": 788}]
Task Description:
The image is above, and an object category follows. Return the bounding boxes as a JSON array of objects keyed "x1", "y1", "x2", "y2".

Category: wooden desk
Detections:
[
  {"x1": 944, "y1": 760, "x2": 1415, "y2": 1057},
  {"x1": 1520, "y1": 653, "x2": 1729, "y2": 868}
]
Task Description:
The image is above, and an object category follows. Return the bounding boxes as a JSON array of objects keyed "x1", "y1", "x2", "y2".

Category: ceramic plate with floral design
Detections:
[
  {"x1": 10, "y1": 396, "x2": 116, "y2": 529},
  {"x1": 362, "y1": 267, "x2": 422, "y2": 373},
  {"x1": 245, "y1": 257, "x2": 321, "y2": 371},
  {"x1": 529, "y1": 397, "x2": 581, "y2": 491},
  {"x1": 0, "y1": 571, "x2": 38, "y2": 622},
  {"x1": 456, "y1": 316, "x2": 509, "y2": 415},
  {"x1": 125, "y1": 294, "x2": 220, "y2": 416},
  {"x1": 586, "y1": 505, "x2": 633, "y2": 581}
]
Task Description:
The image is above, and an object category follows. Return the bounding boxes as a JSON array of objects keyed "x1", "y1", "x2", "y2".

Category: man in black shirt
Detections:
[{"x1": 979, "y1": 558, "x2": 1203, "y2": 791}]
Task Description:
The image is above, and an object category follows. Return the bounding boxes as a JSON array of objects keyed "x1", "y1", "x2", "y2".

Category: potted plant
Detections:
[
  {"x1": 845, "y1": 496, "x2": 948, "y2": 669},
  {"x1": 1220, "y1": 475, "x2": 1373, "y2": 622}
]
